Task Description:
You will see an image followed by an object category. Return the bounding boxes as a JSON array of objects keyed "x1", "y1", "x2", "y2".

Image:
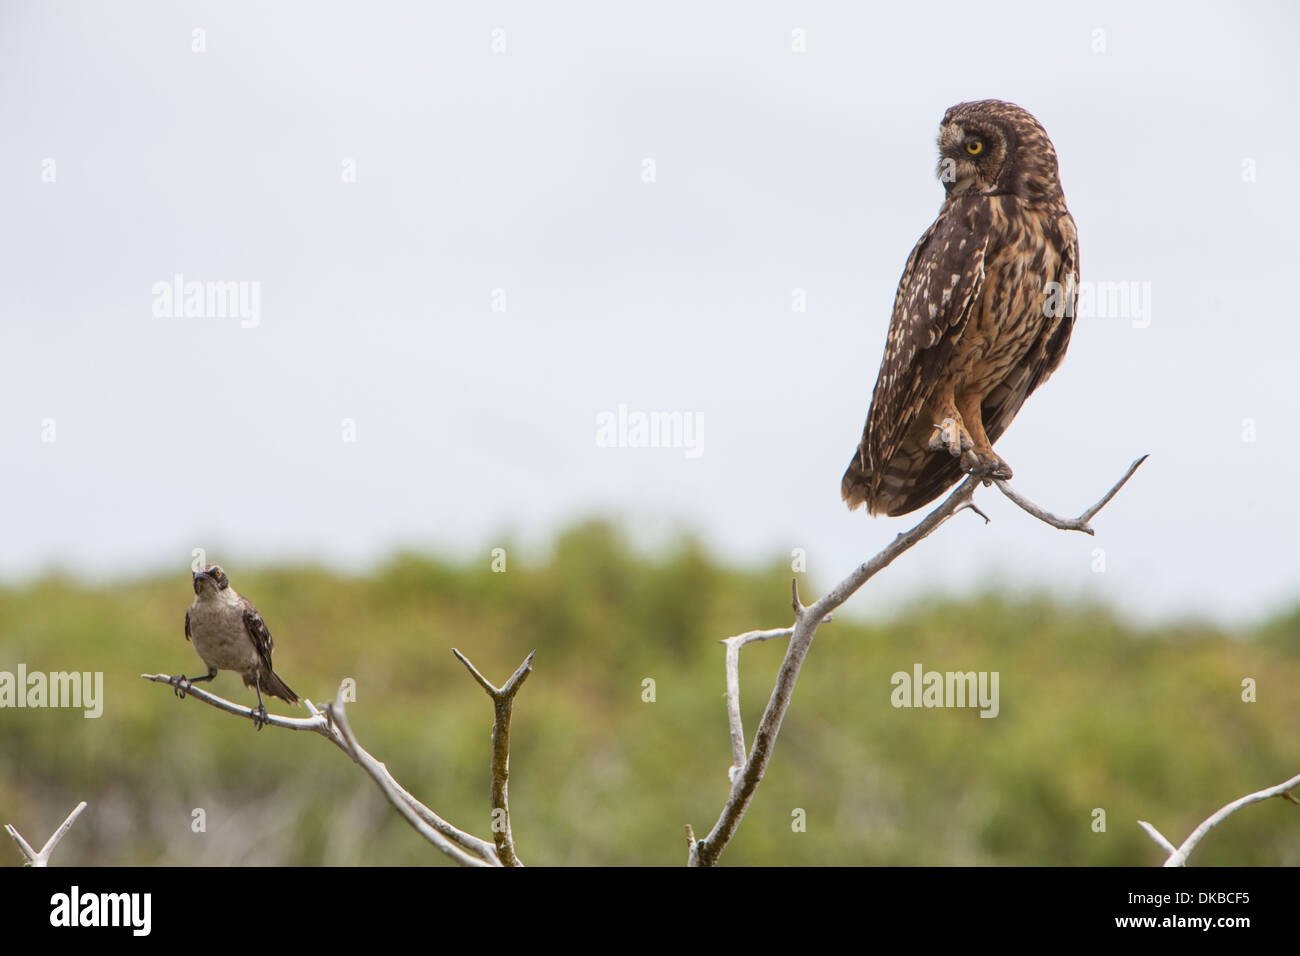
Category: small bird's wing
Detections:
[
  {"x1": 241, "y1": 601, "x2": 276, "y2": 671},
  {"x1": 241, "y1": 597, "x2": 298, "y2": 704},
  {"x1": 843, "y1": 198, "x2": 989, "y2": 511},
  {"x1": 184, "y1": 607, "x2": 192, "y2": 642}
]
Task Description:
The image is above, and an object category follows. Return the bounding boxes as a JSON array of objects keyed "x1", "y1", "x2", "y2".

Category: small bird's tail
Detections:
[{"x1": 261, "y1": 669, "x2": 299, "y2": 704}]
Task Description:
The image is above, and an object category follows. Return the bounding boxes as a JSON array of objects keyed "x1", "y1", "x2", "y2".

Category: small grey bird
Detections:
[{"x1": 172, "y1": 563, "x2": 298, "y2": 730}]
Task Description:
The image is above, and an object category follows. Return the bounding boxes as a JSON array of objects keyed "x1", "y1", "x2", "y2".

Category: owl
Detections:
[{"x1": 842, "y1": 100, "x2": 1079, "y2": 517}]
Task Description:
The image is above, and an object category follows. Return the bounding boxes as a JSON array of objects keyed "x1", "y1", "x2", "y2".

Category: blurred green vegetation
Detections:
[{"x1": 1, "y1": 520, "x2": 1297, "y2": 866}]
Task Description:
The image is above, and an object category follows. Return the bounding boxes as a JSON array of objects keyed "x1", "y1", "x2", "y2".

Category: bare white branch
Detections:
[
  {"x1": 1140, "y1": 771, "x2": 1300, "y2": 866},
  {"x1": 141, "y1": 673, "x2": 329, "y2": 733},
  {"x1": 142, "y1": 673, "x2": 503, "y2": 866},
  {"x1": 720, "y1": 622, "x2": 829, "y2": 782},
  {"x1": 993, "y1": 454, "x2": 1148, "y2": 535},
  {"x1": 690, "y1": 455, "x2": 1146, "y2": 867},
  {"x1": 5, "y1": 801, "x2": 87, "y2": 867},
  {"x1": 326, "y1": 698, "x2": 495, "y2": 867}
]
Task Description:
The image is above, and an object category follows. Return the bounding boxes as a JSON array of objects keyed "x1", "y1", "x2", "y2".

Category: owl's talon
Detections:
[
  {"x1": 929, "y1": 417, "x2": 974, "y2": 457},
  {"x1": 961, "y1": 449, "x2": 1013, "y2": 481}
]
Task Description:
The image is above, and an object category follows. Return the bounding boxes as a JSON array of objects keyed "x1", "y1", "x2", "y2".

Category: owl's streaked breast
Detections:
[{"x1": 947, "y1": 206, "x2": 1066, "y2": 398}]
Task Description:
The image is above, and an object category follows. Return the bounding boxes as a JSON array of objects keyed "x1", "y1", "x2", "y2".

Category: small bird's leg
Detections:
[
  {"x1": 250, "y1": 681, "x2": 269, "y2": 733},
  {"x1": 171, "y1": 667, "x2": 216, "y2": 699}
]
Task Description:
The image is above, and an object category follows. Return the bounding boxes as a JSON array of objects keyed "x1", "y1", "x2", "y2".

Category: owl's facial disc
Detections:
[{"x1": 937, "y1": 122, "x2": 1002, "y2": 195}]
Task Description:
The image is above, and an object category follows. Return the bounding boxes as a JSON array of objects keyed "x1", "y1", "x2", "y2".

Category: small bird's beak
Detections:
[{"x1": 193, "y1": 571, "x2": 212, "y2": 582}]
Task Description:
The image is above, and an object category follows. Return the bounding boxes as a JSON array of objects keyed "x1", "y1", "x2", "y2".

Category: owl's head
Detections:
[{"x1": 935, "y1": 100, "x2": 1064, "y2": 204}]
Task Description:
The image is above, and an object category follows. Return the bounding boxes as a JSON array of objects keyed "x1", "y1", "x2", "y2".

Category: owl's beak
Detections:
[{"x1": 942, "y1": 172, "x2": 976, "y2": 198}]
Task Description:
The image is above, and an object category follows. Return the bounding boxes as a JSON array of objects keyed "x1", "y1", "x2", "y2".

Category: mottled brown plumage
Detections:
[{"x1": 842, "y1": 100, "x2": 1079, "y2": 516}]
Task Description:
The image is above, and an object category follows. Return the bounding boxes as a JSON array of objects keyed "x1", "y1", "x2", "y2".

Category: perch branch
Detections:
[
  {"x1": 453, "y1": 648, "x2": 535, "y2": 867},
  {"x1": 994, "y1": 454, "x2": 1147, "y2": 535},
  {"x1": 141, "y1": 673, "x2": 505, "y2": 866},
  {"x1": 1138, "y1": 770, "x2": 1300, "y2": 866},
  {"x1": 5, "y1": 801, "x2": 87, "y2": 867},
  {"x1": 689, "y1": 454, "x2": 1146, "y2": 867}
]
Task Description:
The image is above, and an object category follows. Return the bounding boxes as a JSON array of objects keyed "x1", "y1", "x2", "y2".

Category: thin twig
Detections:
[
  {"x1": 4, "y1": 825, "x2": 38, "y2": 865},
  {"x1": 453, "y1": 648, "x2": 536, "y2": 867},
  {"x1": 1139, "y1": 771, "x2": 1300, "y2": 866},
  {"x1": 691, "y1": 455, "x2": 1146, "y2": 866},
  {"x1": 719, "y1": 622, "x2": 830, "y2": 782},
  {"x1": 5, "y1": 801, "x2": 87, "y2": 867},
  {"x1": 722, "y1": 636, "x2": 750, "y2": 776},
  {"x1": 1135, "y1": 820, "x2": 1178, "y2": 857},
  {"x1": 685, "y1": 824, "x2": 700, "y2": 866}
]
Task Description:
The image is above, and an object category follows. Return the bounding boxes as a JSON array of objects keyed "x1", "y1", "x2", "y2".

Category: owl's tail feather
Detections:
[
  {"x1": 841, "y1": 451, "x2": 877, "y2": 514},
  {"x1": 845, "y1": 445, "x2": 966, "y2": 517}
]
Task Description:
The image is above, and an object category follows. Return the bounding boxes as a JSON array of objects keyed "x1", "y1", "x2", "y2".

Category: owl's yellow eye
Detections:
[{"x1": 965, "y1": 140, "x2": 983, "y2": 156}]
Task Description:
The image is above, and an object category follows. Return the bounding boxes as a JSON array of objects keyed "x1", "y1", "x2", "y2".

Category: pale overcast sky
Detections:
[{"x1": 2, "y1": 1, "x2": 1297, "y2": 626}]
